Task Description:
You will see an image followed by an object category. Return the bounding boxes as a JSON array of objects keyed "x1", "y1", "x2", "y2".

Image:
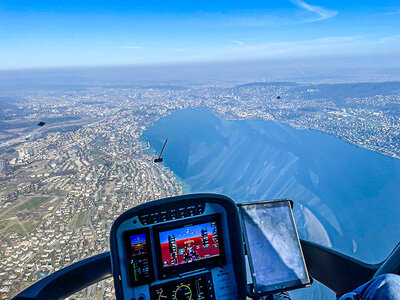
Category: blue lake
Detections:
[{"x1": 143, "y1": 107, "x2": 400, "y2": 264}]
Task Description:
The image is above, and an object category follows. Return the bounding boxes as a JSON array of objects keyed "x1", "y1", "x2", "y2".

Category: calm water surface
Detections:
[{"x1": 143, "y1": 107, "x2": 400, "y2": 264}]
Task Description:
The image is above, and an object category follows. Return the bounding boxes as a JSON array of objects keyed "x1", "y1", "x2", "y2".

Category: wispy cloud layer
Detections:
[
  {"x1": 185, "y1": 36, "x2": 370, "y2": 62},
  {"x1": 382, "y1": 9, "x2": 400, "y2": 15},
  {"x1": 290, "y1": 0, "x2": 337, "y2": 22},
  {"x1": 232, "y1": 40, "x2": 245, "y2": 46},
  {"x1": 187, "y1": 34, "x2": 400, "y2": 63},
  {"x1": 224, "y1": 36, "x2": 355, "y2": 57},
  {"x1": 377, "y1": 34, "x2": 400, "y2": 43}
]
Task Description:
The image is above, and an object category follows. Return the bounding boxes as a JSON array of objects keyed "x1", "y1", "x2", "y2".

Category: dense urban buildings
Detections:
[{"x1": 0, "y1": 82, "x2": 399, "y2": 299}]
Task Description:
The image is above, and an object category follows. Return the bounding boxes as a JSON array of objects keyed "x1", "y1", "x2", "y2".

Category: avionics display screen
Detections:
[
  {"x1": 239, "y1": 201, "x2": 311, "y2": 294},
  {"x1": 125, "y1": 230, "x2": 153, "y2": 286},
  {"x1": 151, "y1": 273, "x2": 215, "y2": 300},
  {"x1": 158, "y1": 220, "x2": 221, "y2": 268}
]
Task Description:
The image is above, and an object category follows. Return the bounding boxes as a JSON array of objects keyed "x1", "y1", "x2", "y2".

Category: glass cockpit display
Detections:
[
  {"x1": 239, "y1": 200, "x2": 311, "y2": 294},
  {"x1": 151, "y1": 273, "x2": 215, "y2": 300},
  {"x1": 125, "y1": 230, "x2": 153, "y2": 286},
  {"x1": 158, "y1": 220, "x2": 221, "y2": 268}
]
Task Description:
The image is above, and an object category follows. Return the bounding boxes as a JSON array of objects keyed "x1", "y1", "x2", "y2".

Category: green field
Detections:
[
  {"x1": 71, "y1": 210, "x2": 92, "y2": 228},
  {"x1": 52, "y1": 189, "x2": 68, "y2": 197},
  {"x1": 90, "y1": 148, "x2": 104, "y2": 156},
  {"x1": 94, "y1": 157, "x2": 106, "y2": 165},
  {"x1": 0, "y1": 183, "x2": 17, "y2": 192},
  {"x1": 8, "y1": 220, "x2": 40, "y2": 233},
  {"x1": 0, "y1": 219, "x2": 15, "y2": 234},
  {"x1": 18, "y1": 196, "x2": 52, "y2": 211}
]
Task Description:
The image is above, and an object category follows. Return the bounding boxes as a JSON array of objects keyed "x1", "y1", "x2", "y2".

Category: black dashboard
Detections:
[
  {"x1": 13, "y1": 193, "x2": 389, "y2": 300},
  {"x1": 109, "y1": 194, "x2": 247, "y2": 300}
]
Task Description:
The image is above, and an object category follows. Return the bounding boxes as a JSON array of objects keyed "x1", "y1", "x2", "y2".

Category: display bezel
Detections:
[
  {"x1": 153, "y1": 214, "x2": 225, "y2": 278},
  {"x1": 124, "y1": 228, "x2": 154, "y2": 286},
  {"x1": 238, "y1": 200, "x2": 311, "y2": 295}
]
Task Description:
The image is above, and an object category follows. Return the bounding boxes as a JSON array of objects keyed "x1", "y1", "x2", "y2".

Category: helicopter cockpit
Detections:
[
  {"x1": 12, "y1": 193, "x2": 400, "y2": 300},
  {"x1": 111, "y1": 193, "x2": 246, "y2": 300}
]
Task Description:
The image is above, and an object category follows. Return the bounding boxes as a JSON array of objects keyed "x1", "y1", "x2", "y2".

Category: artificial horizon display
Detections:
[
  {"x1": 158, "y1": 220, "x2": 220, "y2": 268},
  {"x1": 125, "y1": 230, "x2": 153, "y2": 286}
]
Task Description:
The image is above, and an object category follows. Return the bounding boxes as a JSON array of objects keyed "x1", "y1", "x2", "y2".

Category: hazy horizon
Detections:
[{"x1": 1, "y1": 54, "x2": 400, "y2": 92}]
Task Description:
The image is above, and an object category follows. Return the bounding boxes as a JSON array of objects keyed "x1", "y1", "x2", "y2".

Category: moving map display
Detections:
[
  {"x1": 158, "y1": 220, "x2": 220, "y2": 268},
  {"x1": 239, "y1": 201, "x2": 310, "y2": 293}
]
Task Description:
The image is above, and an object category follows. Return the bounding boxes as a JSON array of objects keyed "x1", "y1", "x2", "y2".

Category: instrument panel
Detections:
[
  {"x1": 153, "y1": 214, "x2": 225, "y2": 279},
  {"x1": 124, "y1": 229, "x2": 153, "y2": 286},
  {"x1": 109, "y1": 194, "x2": 246, "y2": 300},
  {"x1": 151, "y1": 273, "x2": 215, "y2": 300}
]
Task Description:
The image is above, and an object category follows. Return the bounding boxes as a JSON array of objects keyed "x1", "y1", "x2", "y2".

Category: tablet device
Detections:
[{"x1": 238, "y1": 200, "x2": 311, "y2": 295}]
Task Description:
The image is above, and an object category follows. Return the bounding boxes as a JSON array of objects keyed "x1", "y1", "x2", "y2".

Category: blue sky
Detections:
[{"x1": 0, "y1": 0, "x2": 399, "y2": 70}]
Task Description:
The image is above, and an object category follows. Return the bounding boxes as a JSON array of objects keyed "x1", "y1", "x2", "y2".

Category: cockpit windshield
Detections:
[{"x1": 1, "y1": 1, "x2": 400, "y2": 299}]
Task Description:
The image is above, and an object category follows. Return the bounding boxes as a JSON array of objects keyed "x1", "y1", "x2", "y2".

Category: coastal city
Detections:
[{"x1": 0, "y1": 81, "x2": 399, "y2": 299}]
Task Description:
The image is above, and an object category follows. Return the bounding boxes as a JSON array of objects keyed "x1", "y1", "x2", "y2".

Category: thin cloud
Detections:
[
  {"x1": 290, "y1": 0, "x2": 337, "y2": 22},
  {"x1": 377, "y1": 34, "x2": 400, "y2": 43},
  {"x1": 232, "y1": 40, "x2": 245, "y2": 46},
  {"x1": 224, "y1": 1, "x2": 337, "y2": 27},
  {"x1": 382, "y1": 10, "x2": 400, "y2": 15},
  {"x1": 188, "y1": 36, "x2": 359, "y2": 62}
]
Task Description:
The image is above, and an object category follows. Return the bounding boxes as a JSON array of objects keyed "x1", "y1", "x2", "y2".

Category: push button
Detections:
[
  {"x1": 178, "y1": 208, "x2": 186, "y2": 218},
  {"x1": 150, "y1": 213, "x2": 159, "y2": 224},
  {"x1": 160, "y1": 210, "x2": 168, "y2": 222},
  {"x1": 197, "y1": 204, "x2": 204, "y2": 214},
  {"x1": 169, "y1": 209, "x2": 177, "y2": 219},
  {"x1": 186, "y1": 205, "x2": 196, "y2": 216},
  {"x1": 139, "y1": 215, "x2": 149, "y2": 225}
]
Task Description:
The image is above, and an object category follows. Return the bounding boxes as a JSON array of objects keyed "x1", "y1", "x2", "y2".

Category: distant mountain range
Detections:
[
  {"x1": 297, "y1": 82, "x2": 400, "y2": 105},
  {"x1": 236, "y1": 82, "x2": 298, "y2": 88},
  {"x1": 235, "y1": 81, "x2": 400, "y2": 106}
]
